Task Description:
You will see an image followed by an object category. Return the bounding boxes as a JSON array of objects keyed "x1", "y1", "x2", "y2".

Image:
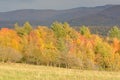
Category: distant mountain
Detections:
[
  {"x1": 68, "y1": 5, "x2": 120, "y2": 26},
  {"x1": 0, "y1": 5, "x2": 119, "y2": 27}
]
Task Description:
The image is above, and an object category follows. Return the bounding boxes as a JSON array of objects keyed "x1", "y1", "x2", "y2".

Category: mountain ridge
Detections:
[{"x1": 0, "y1": 4, "x2": 119, "y2": 27}]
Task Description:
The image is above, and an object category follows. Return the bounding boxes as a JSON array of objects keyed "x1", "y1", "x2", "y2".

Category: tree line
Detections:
[{"x1": 0, "y1": 21, "x2": 120, "y2": 71}]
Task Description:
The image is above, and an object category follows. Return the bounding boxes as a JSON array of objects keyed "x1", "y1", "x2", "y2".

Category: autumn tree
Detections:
[
  {"x1": 0, "y1": 28, "x2": 22, "y2": 50},
  {"x1": 0, "y1": 21, "x2": 119, "y2": 71}
]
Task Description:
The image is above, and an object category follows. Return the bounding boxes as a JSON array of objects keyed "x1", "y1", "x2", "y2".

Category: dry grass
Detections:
[{"x1": 0, "y1": 63, "x2": 120, "y2": 80}]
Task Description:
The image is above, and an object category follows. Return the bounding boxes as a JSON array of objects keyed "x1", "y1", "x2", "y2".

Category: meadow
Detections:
[{"x1": 0, "y1": 63, "x2": 120, "y2": 80}]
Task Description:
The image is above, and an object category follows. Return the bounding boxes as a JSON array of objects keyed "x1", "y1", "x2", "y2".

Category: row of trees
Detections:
[{"x1": 0, "y1": 21, "x2": 120, "y2": 71}]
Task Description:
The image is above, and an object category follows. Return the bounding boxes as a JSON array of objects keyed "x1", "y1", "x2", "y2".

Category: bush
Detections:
[{"x1": 0, "y1": 47, "x2": 23, "y2": 62}]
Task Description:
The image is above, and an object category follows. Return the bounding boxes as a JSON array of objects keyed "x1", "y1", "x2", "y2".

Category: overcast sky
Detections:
[{"x1": 0, "y1": 0, "x2": 120, "y2": 12}]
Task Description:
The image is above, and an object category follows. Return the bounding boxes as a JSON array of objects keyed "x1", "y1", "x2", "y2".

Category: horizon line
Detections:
[{"x1": 1, "y1": 4, "x2": 119, "y2": 12}]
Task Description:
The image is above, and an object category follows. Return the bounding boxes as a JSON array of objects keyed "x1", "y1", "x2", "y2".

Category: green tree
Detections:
[
  {"x1": 95, "y1": 38, "x2": 113, "y2": 70},
  {"x1": 80, "y1": 26, "x2": 91, "y2": 38},
  {"x1": 23, "y1": 21, "x2": 32, "y2": 34},
  {"x1": 14, "y1": 22, "x2": 32, "y2": 37},
  {"x1": 51, "y1": 21, "x2": 67, "y2": 38},
  {"x1": 108, "y1": 26, "x2": 120, "y2": 40}
]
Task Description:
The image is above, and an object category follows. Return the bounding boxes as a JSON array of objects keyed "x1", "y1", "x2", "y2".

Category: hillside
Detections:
[
  {"x1": 0, "y1": 63, "x2": 120, "y2": 80},
  {"x1": 0, "y1": 5, "x2": 119, "y2": 27},
  {"x1": 69, "y1": 5, "x2": 120, "y2": 26}
]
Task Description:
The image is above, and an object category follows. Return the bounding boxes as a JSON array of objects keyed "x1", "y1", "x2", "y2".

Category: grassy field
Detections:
[{"x1": 0, "y1": 63, "x2": 120, "y2": 80}]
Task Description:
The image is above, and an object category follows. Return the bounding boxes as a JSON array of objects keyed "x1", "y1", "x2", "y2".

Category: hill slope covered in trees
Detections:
[{"x1": 0, "y1": 5, "x2": 120, "y2": 27}]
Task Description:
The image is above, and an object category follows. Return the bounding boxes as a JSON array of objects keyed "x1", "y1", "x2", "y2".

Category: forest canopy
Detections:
[{"x1": 0, "y1": 21, "x2": 120, "y2": 71}]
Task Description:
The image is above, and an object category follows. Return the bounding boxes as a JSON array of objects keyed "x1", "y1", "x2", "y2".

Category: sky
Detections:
[{"x1": 0, "y1": 0, "x2": 120, "y2": 12}]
